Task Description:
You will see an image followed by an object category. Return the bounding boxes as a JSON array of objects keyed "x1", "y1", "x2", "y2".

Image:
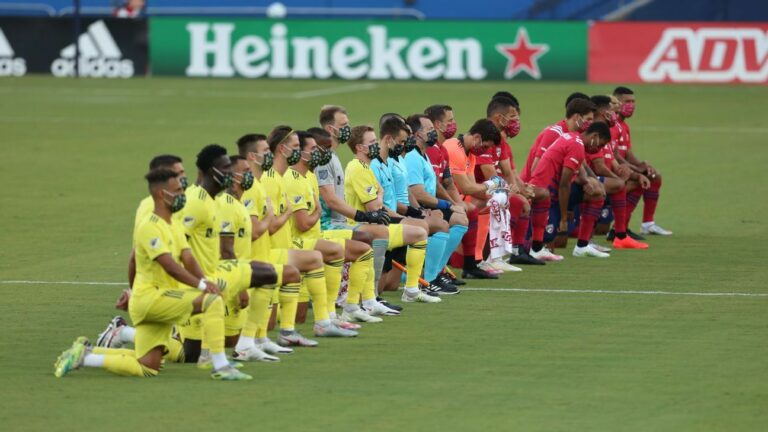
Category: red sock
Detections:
[
  {"x1": 626, "y1": 188, "x2": 643, "y2": 226},
  {"x1": 462, "y1": 208, "x2": 479, "y2": 268},
  {"x1": 642, "y1": 177, "x2": 662, "y2": 223},
  {"x1": 609, "y1": 188, "x2": 627, "y2": 234},
  {"x1": 531, "y1": 197, "x2": 550, "y2": 243},
  {"x1": 507, "y1": 195, "x2": 525, "y2": 243},
  {"x1": 578, "y1": 198, "x2": 604, "y2": 243}
]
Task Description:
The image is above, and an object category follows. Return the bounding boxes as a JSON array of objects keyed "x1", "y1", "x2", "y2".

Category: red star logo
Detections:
[{"x1": 496, "y1": 28, "x2": 550, "y2": 80}]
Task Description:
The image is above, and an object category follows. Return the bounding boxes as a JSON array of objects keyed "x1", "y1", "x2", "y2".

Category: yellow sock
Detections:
[
  {"x1": 244, "y1": 287, "x2": 272, "y2": 339},
  {"x1": 103, "y1": 354, "x2": 157, "y2": 377},
  {"x1": 348, "y1": 250, "x2": 373, "y2": 304},
  {"x1": 405, "y1": 240, "x2": 427, "y2": 289},
  {"x1": 325, "y1": 258, "x2": 344, "y2": 316},
  {"x1": 201, "y1": 294, "x2": 225, "y2": 355},
  {"x1": 164, "y1": 338, "x2": 185, "y2": 363},
  {"x1": 304, "y1": 268, "x2": 329, "y2": 323},
  {"x1": 92, "y1": 347, "x2": 134, "y2": 356},
  {"x1": 278, "y1": 282, "x2": 300, "y2": 331}
]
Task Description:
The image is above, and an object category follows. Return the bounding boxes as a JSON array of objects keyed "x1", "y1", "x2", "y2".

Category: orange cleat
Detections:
[{"x1": 613, "y1": 236, "x2": 649, "y2": 249}]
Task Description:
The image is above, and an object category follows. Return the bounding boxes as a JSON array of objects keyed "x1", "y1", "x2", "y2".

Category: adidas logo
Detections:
[
  {"x1": 0, "y1": 27, "x2": 26, "y2": 77},
  {"x1": 51, "y1": 20, "x2": 133, "y2": 78}
]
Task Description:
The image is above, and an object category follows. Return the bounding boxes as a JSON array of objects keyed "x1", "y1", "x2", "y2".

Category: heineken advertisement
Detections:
[{"x1": 150, "y1": 18, "x2": 586, "y2": 81}]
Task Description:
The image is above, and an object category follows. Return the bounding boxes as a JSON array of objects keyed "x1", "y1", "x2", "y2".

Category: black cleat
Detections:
[
  {"x1": 430, "y1": 277, "x2": 460, "y2": 295},
  {"x1": 508, "y1": 251, "x2": 545, "y2": 266},
  {"x1": 461, "y1": 268, "x2": 499, "y2": 280},
  {"x1": 628, "y1": 229, "x2": 646, "y2": 241},
  {"x1": 606, "y1": 228, "x2": 616, "y2": 241},
  {"x1": 442, "y1": 271, "x2": 466, "y2": 286},
  {"x1": 376, "y1": 297, "x2": 403, "y2": 312}
]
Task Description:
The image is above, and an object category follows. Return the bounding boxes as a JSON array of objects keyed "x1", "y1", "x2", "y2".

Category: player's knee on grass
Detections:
[
  {"x1": 249, "y1": 261, "x2": 279, "y2": 287},
  {"x1": 344, "y1": 239, "x2": 371, "y2": 261},
  {"x1": 351, "y1": 229, "x2": 373, "y2": 245}
]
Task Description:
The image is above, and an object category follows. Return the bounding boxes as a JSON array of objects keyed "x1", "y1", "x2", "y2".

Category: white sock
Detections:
[
  {"x1": 405, "y1": 287, "x2": 420, "y2": 297},
  {"x1": 343, "y1": 304, "x2": 360, "y2": 313},
  {"x1": 235, "y1": 336, "x2": 255, "y2": 352},
  {"x1": 83, "y1": 353, "x2": 104, "y2": 368},
  {"x1": 315, "y1": 319, "x2": 331, "y2": 327},
  {"x1": 211, "y1": 352, "x2": 229, "y2": 370},
  {"x1": 119, "y1": 326, "x2": 136, "y2": 344},
  {"x1": 257, "y1": 337, "x2": 269, "y2": 344},
  {"x1": 361, "y1": 299, "x2": 378, "y2": 310},
  {"x1": 329, "y1": 311, "x2": 337, "y2": 320}
]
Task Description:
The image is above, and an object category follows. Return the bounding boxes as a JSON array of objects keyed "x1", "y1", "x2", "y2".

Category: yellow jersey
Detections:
[
  {"x1": 241, "y1": 177, "x2": 271, "y2": 261},
  {"x1": 260, "y1": 168, "x2": 292, "y2": 249},
  {"x1": 133, "y1": 195, "x2": 184, "y2": 245},
  {"x1": 180, "y1": 184, "x2": 219, "y2": 277},
  {"x1": 132, "y1": 213, "x2": 189, "y2": 295},
  {"x1": 284, "y1": 167, "x2": 321, "y2": 240},
  {"x1": 344, "y1": 159, "x2": 379, "y2": 224},
  {"x1": 217, "y1": 192, "x2": 252, "y2": 260}
]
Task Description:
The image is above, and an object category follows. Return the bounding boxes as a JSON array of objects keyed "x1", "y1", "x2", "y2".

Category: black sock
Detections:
[
  {"x1": 577, "y1": 240, "x2": 589, "y2": 248},
  {"x1": 616, "y1": 232, "x2": 627, "y2": 240},
  {"x1": 532, "y1": 241, "x2": 543, "y2": 252},
  {"x1": 463, "y1": 255, "x2": 477, "y2": 271}
]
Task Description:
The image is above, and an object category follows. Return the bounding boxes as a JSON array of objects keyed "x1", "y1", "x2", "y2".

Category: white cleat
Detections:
[
  {"x1": 341, "y1": 308, "x2": 383, "y2": 323},
  {"x1": 257, "y1": 338, "x2": 293, "y2": 355},
  {"x1": 572, "y1": 244, "x2": 610, "y2": 258},
  {"x1": 530, "y1": 248, "x2": 564, "y2": 262},
  {"x1": 589, "y1": 241, "x2": 612, "y2": 253},
  {"x1": 487, "y1": 258, "x2": 523, "y2": 272},
  {"x1": 477, "y1": 260, "x2": 504, "y2": 275},
  {"x1": 364, "y1": 301, "x2": 401, "y2": 316},
  {"x1": 401, "y1": 291, "x2": 442, "y2": 303},
  {"x1": 95, "y1": 316, "x2": 127, "y2": 348},
  {"x1": 278, "y1": 331, "x2": 319, "y2": 347},
  {"x1": 232, "y1": 345, "x2": 280, "y2": 362},
  {"x1": 314, "y1": 322, "x2": 358, "y2": 337},
  {"x1": 641, "y1": 223, "x2": 673, "y2": 236}
]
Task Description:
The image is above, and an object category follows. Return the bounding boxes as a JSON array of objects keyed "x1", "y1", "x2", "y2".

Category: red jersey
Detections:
[
  {"x1": 425, "y1": 144, "x2": 450, "y2": 182},
  {"x1": 610, "y1": 119, "x2": 632, "y2": 160},
  {"x1": 474, "y1": 139, "x2": 512, "y2": 182},
  {"x1": 586, "y1": 143, "x2": 615, "y2": 174},
  {"x1": 529, "y1": 132, "x2": 586, "y2": 192},
  {"x1": 522, "y1": 120, "x2": 567, "y2": 182}
]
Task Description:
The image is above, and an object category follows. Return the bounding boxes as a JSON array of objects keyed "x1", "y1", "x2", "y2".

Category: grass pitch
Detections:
[{"x1": 0, "y1": 76, "x2": 767, "y2": 431}]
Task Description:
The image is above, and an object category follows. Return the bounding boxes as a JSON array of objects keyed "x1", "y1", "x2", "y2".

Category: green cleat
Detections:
[
  {"x1": 54, "y1": 336, "x2": 90, "y2": 378},
  {"x1": 210, "y1": 366, "x2": 252, "y2": 381}
]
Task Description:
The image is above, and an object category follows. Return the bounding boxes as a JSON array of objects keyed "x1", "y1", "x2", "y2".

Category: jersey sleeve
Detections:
[
  {"x1": 350, "y1": 164, "x2": 379, "y2": 204},
  {"x1": 474, "y1": 146, "x2": 495, "y2": 166},
  {"x1": 564, "y1": 143, "x2": 585, "y2": 171},
  {"x1": 314, "y1": 164, "x2": 334, "y2": 187},
  {"x1": 180, "y1": 196, "x2": 204, "y2": 237},
  {"x1": 285, "y1": 172, "x2": 310, "y2": 212},
  {"x1": 217, "y1": 197, "x2": 236, "y2": 236},
  {"x1": 447, "y1": 146, "x2": 467, "y2": 175},
  {"x1": 136, "y1": 220, "x2": 172, "y2": 261}
]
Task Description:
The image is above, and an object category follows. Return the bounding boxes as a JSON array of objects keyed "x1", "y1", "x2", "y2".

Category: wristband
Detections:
[
  {"x1": 436, "y1": 199, "x2": 451, "y2": 210},
  {"x1": 197, "y1": 278, "x2": 207, "y2": 291}
]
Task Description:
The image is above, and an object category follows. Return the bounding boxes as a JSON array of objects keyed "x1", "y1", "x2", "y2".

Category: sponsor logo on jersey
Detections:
[{"x1": 51, "y1": 20, "x2": 134, "y2": 78}]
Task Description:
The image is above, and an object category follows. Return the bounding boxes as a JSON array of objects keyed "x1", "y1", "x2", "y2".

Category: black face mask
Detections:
[
  {"x1": 405, "y1": 135, "x2": 418, "y2": 153},
  {"x1": 179, "y1": 176, "x2": 189, "y2": 191},
  {"x1": 283, "y1": 146, "x2": 301, "y2": 166},
  {"x1": 258, "y1": 152, "x2": 274, "y2": 171},
  {"x1": 424, "y1": 130, "x2": 438, "y2": 147},
  {"x1": 235, "y1": 171, "x2": 254, "y2": 190},
  {"x1": 318, "y1": 148, "x2": 332, "y2": 166}
]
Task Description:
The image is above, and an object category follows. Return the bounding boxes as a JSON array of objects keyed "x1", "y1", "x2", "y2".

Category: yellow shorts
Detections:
[
  {"x1": 294, "y1": 236, "x2": 346, "y2": 251},
  {"x1": 323, "y1": 229, "x2": 353, "y2": 240},
  {"x1": 129, "y1": 288, "x2": 199, "y2": 357},
  {"x1": 387, "y1": 224, "x2": 405, "y2": 249}
]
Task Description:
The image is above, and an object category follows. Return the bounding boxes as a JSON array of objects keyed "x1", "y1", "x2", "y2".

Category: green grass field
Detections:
[{"x1": 1, "y1": 76, "x2": 767, "y2": 431}]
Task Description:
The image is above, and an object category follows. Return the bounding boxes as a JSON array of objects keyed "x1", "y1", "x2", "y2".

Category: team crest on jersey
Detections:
[
  {"x1": 243, "y1": 199, "x2": 253, "y2": 209},
  {"x1": 149, "y1": 237, "x2": 161, "y2": 249},
  {"x1": 318, "y1": 170, "x2": 329, "y2": 180},
  {"x1": 222, "y1": 221, "x2": 231, "y2": 231},
  {"x1": 601, "y1": 208, "x2": 610, "y2": 218},
  {"x1": 365, "y1": 186, "x2": 375, "y2": 195},
  {"x1": 183, "y1": 216, "x2": 194, "y2": 227},
  {"x1": 545, "y1": 224, "x2": 554, "y2": 234},
  {"x1": 238, "y1": 228, "x2": 245, "y2": 237},
  {"x1": 293, "y1": 195, "x2": 303, "y2": 204},
  {"x1": 205, "y1": 228, "x2": 213, "y2": 238}
]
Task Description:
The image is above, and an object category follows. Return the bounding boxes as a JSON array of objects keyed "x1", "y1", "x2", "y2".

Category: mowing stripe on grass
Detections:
[
  {"x1": 2, "y1": 280, "x2": 767, "y2": 298},
  {"x1": 292, "y1": 83, "x2": 378, "y2": 99}
]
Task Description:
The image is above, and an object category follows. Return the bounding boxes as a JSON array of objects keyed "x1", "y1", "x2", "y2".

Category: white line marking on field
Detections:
[
  {"x1": 292, "y1": 83, "x2": 378, "y2": 99},
  {"x1": 2, "y1": 280, "x2": 766, "y2": 298},
  {"x1": 463, "y1": 287, "x2": 768, "y2": 298}
]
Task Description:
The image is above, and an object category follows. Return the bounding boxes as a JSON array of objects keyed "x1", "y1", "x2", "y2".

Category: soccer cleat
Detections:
[
  {"x1": 211, "y1": 366, "x2": 253, "y2": 381},
  {"x1": 314, "y1": 322, "x2": 358, "y2": 337},
  {"x1": 432, "y1": 277, "x2": 460, "y2": 295},
  {"x1": 401, "y1": 290, "x2": 442, "y2": 303},
  {"x1": 572, "y1": 244, "x2": 610, "y2": 258},
  {"x1": 278, "y1": 331, "x2": 319, "y2": 347},
  {"x1": 376, "y1": 297, "x2": 403, "y2": 312},
  {"x1": 340, "y1": 308, "x2": 383, "y2": 324},
  {"x1": 641, "y1": 223, "x2": 673, "y2": 236},
  {"x1": 487, "y1": 258, "x2": 523, "y2": 272},
  {"x1": 232, "y1": 346, "x2": 280, "y2": 362},
  {"x1": 364, "y1": 301, "x2": 401, "y2": 316},
  {"x1": 95, "y1": 316, "x2": 127, "y2": 349},
  {"x1": 257, "y1": 338, "x2": 293, "y2": 355},
  {"x1": 628, "y1": 229, "x2": 646, "y2": 241},
  {"x1": 54, "y1": 336, "x2": 89, "y2": 378},
  {"x1": 462, "y1": 267, "x2": 499, "y2": 280},
  {"x1": 333, "y1": 319, "x2": 361, "y2": 330},
  {"x1": 529, "y1": 248, "x2": 564, "y2": 262},
  {"x1": 508, "y1": 251, "x2": 545, "y2": 266},
  {"x1": 589, "y1": 241, "x2": 612, "y2": 253},
  {"x1": 477, "y1": 260, "x2": 504, "y2": 275},
  {"x1": 606, "y1": 228, "x2": 616, "y2": 241},
  {"x1": 613, "y1": 236, "x2": 649, "y2": 249},
  {"x1": 442, "y1": 272, "x2": 466, "y2": 286}
]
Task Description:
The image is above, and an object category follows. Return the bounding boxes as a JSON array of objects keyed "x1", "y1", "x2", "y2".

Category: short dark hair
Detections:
[
  {"x1": 348, "y1": 125, "x2": 375, "y2": 153},
  {"x1": 486, "y1": 96, "x2": 516, "y2": 117},
  {"x1": 492, "y1": 92, "x2": 520, "y2": 110},
  {"x1": 307, "y1": 127, "x2": 331, "y2": 149},
  {"x1": 468, "y1": 119, "x2": 501, "y2": 143},
  {"x1": 229, "y1": 155, "x2": 247, "y2": 165},
  {"x1": 423, "y1": 105, "x2": 452, "y2": 123},
  {"x1": 148, "y1": 154, "x2": 181, "y2": 170},
  {"x1": 196, "y1": 144, "x2": 228, "y2": 172},
  {"x1": 613, "y1": 86, "x2": 634, "y2": 96},
  {"x1": 566, "y1": 99, "x2": 596, "y2": 118},
  {"x1": 406, "y1": 114, "x2": 428, "y2": 134},
  {"x1": 380, "y1": 115, "x2": 408, "y2": 139},
  {"x1": 379, "y1": 112, "x2": 404, "y2": 130},
  {"x1": 145, "y1": 168, "x2": 178, "y2": 188},
  {"x1": 319, "y1": 105, "x2": 346, "y2": 127},
  {"x1": 267, "y1": 125, "x2": 294, "y2": 153},
  {"x1": 236, "y1": 133, "x2": 267, "y2": 156},
  {"x1": 590, "y1": 95, "x2": 612, "y2": 111},
  {"x1": 565, "y1": 92, "x2": 590, "y2": 108},
  {"x1": 586, "y1": 122, "x2": 611, "y2": 141},
  {"x1": 297, "y1": 131, "x2": 315, "y2": 150}
]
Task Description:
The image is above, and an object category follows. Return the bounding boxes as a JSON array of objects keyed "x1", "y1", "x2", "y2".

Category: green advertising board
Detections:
[{"x1": 150, "y1": 18, "x2": 586, "y2": 81}]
